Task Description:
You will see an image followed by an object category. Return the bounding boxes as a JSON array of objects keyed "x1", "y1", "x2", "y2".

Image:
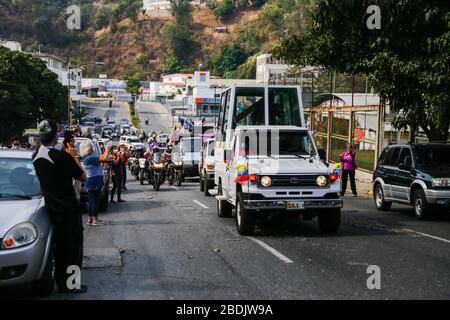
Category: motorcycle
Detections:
[
  {"x1": 150, "y1": 148, "x2": 165, "y2": 191},
  {"x1": 138, "y1": 157, "x2": 148, "y2": 185},
  {"x1": 169, "y1": 151, "x2": 183, "y2": 187}
]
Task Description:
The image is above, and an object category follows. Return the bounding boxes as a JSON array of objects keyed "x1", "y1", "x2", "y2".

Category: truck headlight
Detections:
[
  {"x1": 316, "y1": 175, "x2": 328, "y2": 187},
  {"x1": 432, "y1": 178, "x2": 450, "y2": 187},
  {"x1": 2, "y1": 222, "x2": 38, "y2": 249},
  {"x1": 260, "y1": 176, "x2": 272, "y2": 187}
]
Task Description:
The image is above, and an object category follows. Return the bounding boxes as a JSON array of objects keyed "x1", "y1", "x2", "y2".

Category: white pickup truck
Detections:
[{"x1": 214, "y1": 85, "x2": 343, "y2": 235}]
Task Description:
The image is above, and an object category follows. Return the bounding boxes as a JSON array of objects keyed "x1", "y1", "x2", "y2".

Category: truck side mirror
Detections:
[{"x1": 318, "y1": 149, "x2": 326, "y2": 161}]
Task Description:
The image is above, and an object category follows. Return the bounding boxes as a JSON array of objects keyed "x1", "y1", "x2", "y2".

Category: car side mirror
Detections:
[{"x1": 318, "y1": 149, "x2": 326, "y2": 161}]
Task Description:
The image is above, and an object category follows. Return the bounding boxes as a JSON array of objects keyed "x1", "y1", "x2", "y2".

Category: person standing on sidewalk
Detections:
[
  {"x1": 340, "y1": 143, "x2": 358, "y2": 197},
  {"x1": 80, "y1": 140, "x2": 111, "y2": 226},
  {"x1": 33, "y1": 120, "x2": 88, "y2": 293},
  {"x1": 110, "y1": 146, "x2": 125, "y2": 203},
  {"x1": 120, "y1": 145, "x2": 129, "y2": 191}
]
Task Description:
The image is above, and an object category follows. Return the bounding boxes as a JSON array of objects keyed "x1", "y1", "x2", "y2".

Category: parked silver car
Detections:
[{"x1": 0, "y1": 149, "x2": 54, "y2": 296}]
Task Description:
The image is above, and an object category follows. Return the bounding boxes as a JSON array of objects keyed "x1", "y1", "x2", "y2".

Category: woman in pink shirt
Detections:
[{"x1": 340, "y1": 143, "x2": 358, "y2": 197}]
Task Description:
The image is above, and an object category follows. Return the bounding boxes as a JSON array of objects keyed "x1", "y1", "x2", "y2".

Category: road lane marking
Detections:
[
  {"x1": 403, "y1": 229, "x2": 450, "y2": 244},
  {"x1": 247, "y1": 237, "x2": 294, "y2": 264},
  {"x1": 193, "y1": 200, "x2": 209, "y2": 209},
  {"x1": 171, "y1": 186, "x2": 180, "y2": 191}
]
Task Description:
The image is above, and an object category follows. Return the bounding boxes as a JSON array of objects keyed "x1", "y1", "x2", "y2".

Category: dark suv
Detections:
[{"x1": 373, "y1": 143, "x2": 450, "y2": 219}]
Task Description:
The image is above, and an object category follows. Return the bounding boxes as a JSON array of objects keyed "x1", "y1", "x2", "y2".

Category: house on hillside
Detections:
[{"x1": 143, "y1": 0, "x2": 206, "y2": 17}]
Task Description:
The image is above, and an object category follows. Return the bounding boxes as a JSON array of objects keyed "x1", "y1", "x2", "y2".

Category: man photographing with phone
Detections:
[{"x1": 33, "y1": 119, "x2": 88, "y2": 294}]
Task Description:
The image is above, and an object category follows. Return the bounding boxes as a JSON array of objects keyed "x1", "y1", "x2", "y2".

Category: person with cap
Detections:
[{"x1": 32, "y1": 119, "x2": 88, "y2": 294}]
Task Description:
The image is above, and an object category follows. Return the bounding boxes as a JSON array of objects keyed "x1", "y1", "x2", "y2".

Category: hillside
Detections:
[{"x1": 0, "y1": 0, "x2": 311, "y2": 79}]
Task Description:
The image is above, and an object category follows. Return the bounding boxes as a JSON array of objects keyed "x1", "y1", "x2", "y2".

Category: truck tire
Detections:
[
  {"x1": 199, "y1": 175, "x2": 205, "y2": 192},
  {"x1": 318, "y1": 208, "x2": 341, "y2": 234},
  {"x1": 204, "y1": 177, "x2": 212, "y2": 197},
  {"x1": 413, "y1": 189, "x2": 432, "y2": 220},
  {"x1": 32, "y1": 242, "x2": 54, "y2": 297},
  {"x1": 236, "y1": 192, "x2": 255, "y2": 235},
  {"x1": 374, "y1": 183, "x2": 392, "y2": 211},
  {"x1": 217, "y1": 183, "x2": 232, "y2": 218}
]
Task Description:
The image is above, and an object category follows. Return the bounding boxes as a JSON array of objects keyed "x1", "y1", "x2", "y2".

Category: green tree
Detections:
[
  {"x1": 0, "y1": 47, "x2": 67, "y2": 143},
  {"x1": 212, "y1": 42, "x2": 251, "y2": 77},
  {"x1": 213, "y1": 0, "x2": 235, "y2": 21},
  {"x1": 124, "y1": 72, "x2": 142, "y2": 96},
  {"x1": 274, "y1": 0, "x2": 450, "y2": 141},
  {"x1": 163, "y1": 56, "x2": 184, "y2": 74}
]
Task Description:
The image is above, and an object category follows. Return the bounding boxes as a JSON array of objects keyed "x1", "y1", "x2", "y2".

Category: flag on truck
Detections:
[{"x1": 234, "y1": 163, "x2": 249, "y2": 183}]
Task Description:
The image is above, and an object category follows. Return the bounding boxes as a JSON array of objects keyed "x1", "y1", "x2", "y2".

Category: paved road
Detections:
[
  {"x1": 2, "y1": 101, "x2": 450, "y2": 300},
  {"x1": 81, "y1": 100, "x2": 130, "y2": 127}
]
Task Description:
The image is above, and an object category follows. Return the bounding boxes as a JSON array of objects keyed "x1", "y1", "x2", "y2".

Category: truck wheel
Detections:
[
  {"x1": 204, "y1": 178, "x2": 212, "y2": 197},
  {"x1": 318, "y1": 208, "x2": 341, "y2": 234},
  {"x1": 374, "y1": 184, "x2": 392, "y2": 211},
  {"x1": 413, "y1": 189, "x2": 432, "y2": 220},
  {"x1": 32, "y1": 242, "x2": 54, "y2": 296},
  {"x1": 199, "y1": 175, "x2": 205, "y2": 192},
  {"x1": 217, "y1": 183, "x2": 232, "y2": 218},
  {"x1": 236, "y1": 192, "x2": 255, "y2": 235}
]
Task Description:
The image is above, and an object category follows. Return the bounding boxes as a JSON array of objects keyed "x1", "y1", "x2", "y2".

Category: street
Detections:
[{"x1": 4, "y1": 101, "x2": 449, "y2": 300}]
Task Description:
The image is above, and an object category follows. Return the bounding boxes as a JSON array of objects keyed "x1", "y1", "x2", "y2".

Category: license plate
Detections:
[{"x1": 286, "y1": 201, "x2": 305, "y2": 210}]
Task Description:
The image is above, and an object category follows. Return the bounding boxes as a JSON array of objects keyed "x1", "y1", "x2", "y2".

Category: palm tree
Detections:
[{"x1": 72, "y1": 107, "x2": 88, "y2": 125}]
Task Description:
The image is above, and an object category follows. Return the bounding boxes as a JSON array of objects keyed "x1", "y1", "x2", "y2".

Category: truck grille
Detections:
[{"x1": 267, "y1": 175, "x2": 321, "y2": 187}]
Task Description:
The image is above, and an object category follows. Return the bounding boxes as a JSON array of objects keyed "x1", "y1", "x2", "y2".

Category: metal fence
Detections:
[{"x1": 306, "y1": 104, "x2": 383, "y2": 172}]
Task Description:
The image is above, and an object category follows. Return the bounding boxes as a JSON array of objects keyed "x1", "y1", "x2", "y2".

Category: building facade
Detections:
[{"x1": 0, "y1": 40, "x2": 22, "y2": 52}]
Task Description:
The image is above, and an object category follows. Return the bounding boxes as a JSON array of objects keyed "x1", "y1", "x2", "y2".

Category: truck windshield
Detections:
[
  {"x1": 268, "y1": 88, "x2": 302, "y2": 126},
  {"x1": 415, "y1": 145, "x2": 450, "y2": 167},
  {"x1": 238, "y1": 131, "x2": 316, "y2": 157}
]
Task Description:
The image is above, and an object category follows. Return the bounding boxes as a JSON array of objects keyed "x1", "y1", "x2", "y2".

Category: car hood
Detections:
[
  {"x1": 416, "y1": 167, "x2": 450, "y2": 178},
  {"x1": 238, "y1": 157, "x2": 330, "y2": 175},
  {"x1": 0, "y1": 198, "x2": 43, "y2": 238}
]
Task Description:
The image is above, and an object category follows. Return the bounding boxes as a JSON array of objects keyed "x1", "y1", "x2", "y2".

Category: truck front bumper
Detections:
[{"x1": 243, "y1": 198, "x2": 343, "y2": 211}]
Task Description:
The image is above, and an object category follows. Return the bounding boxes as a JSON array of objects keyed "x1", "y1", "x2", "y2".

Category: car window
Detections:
[
  {"x1": 398, "y1": 148, "x2": 412, "y2": 168},
  {"x1": 415, "y1": 145, "x2": 450, "y2": 167},
  {"x1": 384, "y1": 147, "x2": 401, "y2": 166},
  {"x1": 378, "y1": 148, "x2": 388, "y2": 166}
]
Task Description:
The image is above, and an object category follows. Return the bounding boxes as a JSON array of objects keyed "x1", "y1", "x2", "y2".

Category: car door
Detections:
[
  {"x1": 394, "y1": 147, "x2": 414, "y2": 201},
  {"x1": 382, "y1": 146, "x2": 401, "y2": 198}
]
